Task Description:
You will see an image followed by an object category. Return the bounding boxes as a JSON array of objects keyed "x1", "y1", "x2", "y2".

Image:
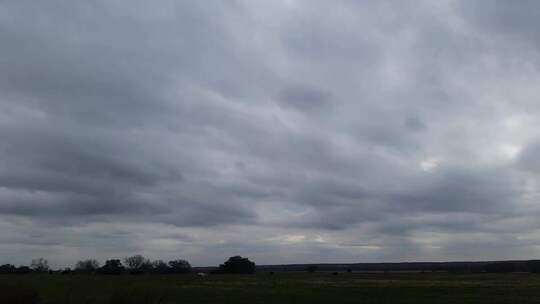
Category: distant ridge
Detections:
[{"x1": 193, "y1": 260, "x2": 540, "y2": 273}]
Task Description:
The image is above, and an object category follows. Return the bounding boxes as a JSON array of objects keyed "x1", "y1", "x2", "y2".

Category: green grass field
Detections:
[{"x1": 1, "y1": 272, "x2": 540, "y2": 303}]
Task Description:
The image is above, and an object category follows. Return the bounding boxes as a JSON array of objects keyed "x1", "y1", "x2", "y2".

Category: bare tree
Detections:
[
  {"x1": 152, "y1": 260, "x2": 170, "y2": 274},
  {"x1": 75, "y1": 259, "x2": 100, "y2": 273},
  {"x1": 30, "y1": 258, "x2": 49, "y2": 272},
  {"x1": 124, "y1": 255, "x2": 151, "y2": 273}
]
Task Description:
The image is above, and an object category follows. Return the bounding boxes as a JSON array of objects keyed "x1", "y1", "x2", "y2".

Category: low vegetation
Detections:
[
  {"x1": 1, "y1": 272, "x2": 540, "y2": 303},
  {"x1": 1, "y1": 256, "x2": 540, "y2": 303}
]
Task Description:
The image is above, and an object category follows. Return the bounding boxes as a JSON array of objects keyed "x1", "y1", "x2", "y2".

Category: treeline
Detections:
[
  {"x1": 3, "y1": 258, "x2": 540, "y2": 275},
  {"x1": 0, "y1": 255, "x2": 256, "y2": 275},
  {"x1": 483, "y1": 260, "x2": 540, "y2": 273},
  {"x1": 257, "y1": 260, "x2": 540, "y2": 273}
]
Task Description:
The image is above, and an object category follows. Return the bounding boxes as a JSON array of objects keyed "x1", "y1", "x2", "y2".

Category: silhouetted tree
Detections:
[
  {"x1": 74, "y1": 259, "x2": 100, "y2": 273},
  {"x1": 217, "y1": 256, "x2": 255, "y2": 274},
  {"x1": 30, "y1": 258, "x2": 49, "y2": 272},
  {"x1": 0, "y1": 264, "x2": 16, "y2": 274},
  {"x1": 152, "y1": 260, "x2": 170, "y2": 274},
  {"x1": 99, "y1": 259, "x2": 124, "y2": 275},
  {"x1": 306, "y1": 265, "x2": 318, "y2": 273},
  {"x1": 168, "y1": 259, "x2": 191, "y2": 274},
  {"x1": 124, "y1": 255, "x2": 152, "y2": 274},
  {"x1": 140, "y1": 260, "x2": 154, "y2": 273}
]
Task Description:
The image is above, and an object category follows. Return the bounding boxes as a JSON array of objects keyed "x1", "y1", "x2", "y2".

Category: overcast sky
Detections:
[{"x1": 1, "y1": 0, "x2": 540, "y2": 268}]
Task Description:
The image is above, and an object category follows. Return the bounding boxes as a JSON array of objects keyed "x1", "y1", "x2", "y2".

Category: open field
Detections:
[{"x1": 1, "y1": 272, "x2": 540, "y2": 304}]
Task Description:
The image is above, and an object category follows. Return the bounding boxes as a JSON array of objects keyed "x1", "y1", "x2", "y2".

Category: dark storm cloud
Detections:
[{"x1": 1, "y1": 0, "x2": 540, "y2": 267}]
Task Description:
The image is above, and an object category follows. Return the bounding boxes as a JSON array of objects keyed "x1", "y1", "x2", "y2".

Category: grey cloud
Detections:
[
  {"x1": 391, "y1": 167, "x2": 520, "y2": 213},
  {"x1": 1, "y1": 0, "x2": 540, "y2": 267},
  {"x1": 277, "y1": 85, "x2": 333, "y2": 112},
  {"x1": 459, "y1": 1, "x2": 540, "y2": 42},
  {"x1": 404, "y1": 116, "x2": 426, "y2": 131},
  {"x1": 275, "y1": 164, "x2": 522, "y2": 232},
  {"x1": 517, "y1": 141, "x2": 540, "y2": 172}
]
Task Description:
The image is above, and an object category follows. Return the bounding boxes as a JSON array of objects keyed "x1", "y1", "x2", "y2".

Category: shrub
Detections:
[
  {"x1": 217, "y1": 256, "x2": 255, "y2": 274},
  {"x1": 0, "y1": 264, "x2": 16, "y2": 274},
  {"x1": 124, "y1": 255, "x2": 152, "y2": 274},
  {"x1": 152, "y1": 260, "x2": 170, "y2": 274},
  {"x1": 99, "y1": 259, "x2": 125, "y2": 275},
  {"x1": 168, "y1": 259, "x2": 191, "y2": 274},
  {"x1": 75, "y1": 259, "x2": 100, "y2": 273}
]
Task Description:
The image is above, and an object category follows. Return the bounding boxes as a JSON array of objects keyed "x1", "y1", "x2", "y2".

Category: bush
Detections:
[
  {"x1": 0, "y1": 264, "x2": 16, "y2": 274},
  {"x1": 75, "y1": 259, "x2": 100, "y2": 273},
  {"x1": 152, "y1": 260, "x2": 170, "y2": 274},
  {"x1": 99, "y1": 259, "x2": 125, "y2": 275},
  {"x1": 216, "y1": 256, "x2": 255, "y2": 274},
  {"x1": 168, "y1": 259, "x2": 191, "y2": 274},
  {"x1": 124, "y1": 255, "x2": 152, "y2": 274}
]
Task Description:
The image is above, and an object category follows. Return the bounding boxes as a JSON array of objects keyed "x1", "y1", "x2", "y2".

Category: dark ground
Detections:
[{"x1": 1, "y1": 272, "x2": 540, "y2": 303}]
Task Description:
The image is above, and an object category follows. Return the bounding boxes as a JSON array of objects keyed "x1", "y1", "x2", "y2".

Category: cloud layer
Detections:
[{"x1": 1, "y1": 0, "x2": 540, "y2": 267}]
